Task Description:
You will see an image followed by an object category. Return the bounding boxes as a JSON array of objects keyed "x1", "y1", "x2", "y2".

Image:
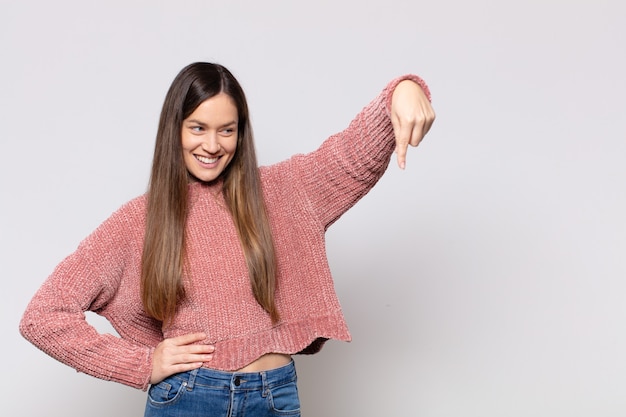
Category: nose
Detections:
[{"x1": 202, "y1": 132, "x2": 221, "y2": 154}]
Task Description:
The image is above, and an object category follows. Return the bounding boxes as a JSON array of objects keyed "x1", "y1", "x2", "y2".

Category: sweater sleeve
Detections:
[
  {"x1": 288, "y1": 75, "x2": 431, "y2": 228},
  {"x1": 19, "y1": 201, "x2": 159, "y2": 390}
]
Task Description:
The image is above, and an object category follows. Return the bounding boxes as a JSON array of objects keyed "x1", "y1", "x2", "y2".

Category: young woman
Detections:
[{"x1": 20, "y1": 62, "x2": 434, "y2": 416}]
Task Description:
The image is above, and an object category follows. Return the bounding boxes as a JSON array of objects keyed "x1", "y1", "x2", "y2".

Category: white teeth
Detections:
[{"x1": 196, "y1": 155, "x2": 218, "y2": 164}]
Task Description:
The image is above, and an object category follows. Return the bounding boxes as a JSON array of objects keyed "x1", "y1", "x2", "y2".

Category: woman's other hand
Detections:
[{"x1": 150, "y1": 333, "x2": 215, "y2": 384}]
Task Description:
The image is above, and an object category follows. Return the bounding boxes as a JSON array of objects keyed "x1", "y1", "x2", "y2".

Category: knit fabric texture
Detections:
[{"x1": 20, "y1": 75, "x2": 431, "y2": 390}]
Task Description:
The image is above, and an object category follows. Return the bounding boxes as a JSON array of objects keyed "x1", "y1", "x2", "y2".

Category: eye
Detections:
[
  {"x1": 190, "y1": 125, "x2": 204, "y2": 133},
  {"x1": 220, "y1": 127, "x2": 237, "y2": 136}
]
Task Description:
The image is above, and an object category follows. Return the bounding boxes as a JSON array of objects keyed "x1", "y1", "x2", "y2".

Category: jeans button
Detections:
[{"x1": 234, "y1": 376, "x2": 241, "y2": 386}]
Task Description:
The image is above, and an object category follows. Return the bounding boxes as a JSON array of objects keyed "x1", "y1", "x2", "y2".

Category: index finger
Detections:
[
  {"x1": 168, "y1": 332, "x2": 207, "y2": 346},
  {"x1": 394, "y1": 121, "x2": 412, "y2": 170}
]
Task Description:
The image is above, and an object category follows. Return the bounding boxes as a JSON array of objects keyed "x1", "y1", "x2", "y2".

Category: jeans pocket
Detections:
[
  {"x1": 268, "y1": 380, "x2": 301, "y2": 416},
  {"x1": 147, "y1": 375, "x2": 187, "y2": 407}
]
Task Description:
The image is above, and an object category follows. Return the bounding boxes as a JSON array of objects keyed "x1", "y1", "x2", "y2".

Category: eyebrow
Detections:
[{"x1": 185, "y1": 119, "x2": 237, "y2": 128}]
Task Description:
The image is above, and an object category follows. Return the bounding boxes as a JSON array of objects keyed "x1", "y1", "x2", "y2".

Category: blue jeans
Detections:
[{"x1": 144, "y1": 361, "x2": 300, "y2": 417}]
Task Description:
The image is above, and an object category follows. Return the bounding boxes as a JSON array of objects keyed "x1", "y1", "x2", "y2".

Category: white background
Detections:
[{"x1": 2, "y1": 1, "x2": 625, "y2": 416}]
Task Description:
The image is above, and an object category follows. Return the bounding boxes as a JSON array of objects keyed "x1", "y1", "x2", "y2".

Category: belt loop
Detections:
[
  {"x1": 261, "y1": 371, "x2": 269, "y2": 397},
  {"x1": 186, "y1": 368, "x2": 199, "y2": 391}
]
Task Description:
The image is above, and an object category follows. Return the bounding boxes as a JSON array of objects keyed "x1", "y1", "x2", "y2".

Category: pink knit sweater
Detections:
[{"x1": 20, "y1": 75, "x2": 430, "y2": 390}]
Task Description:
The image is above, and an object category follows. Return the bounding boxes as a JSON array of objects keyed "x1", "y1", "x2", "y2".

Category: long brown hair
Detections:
[{"x1": 141, "y1": 62, "x2": 279, "y2": 324}]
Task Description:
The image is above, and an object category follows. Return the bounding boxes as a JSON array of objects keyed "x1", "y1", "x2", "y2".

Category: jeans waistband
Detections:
[{"x1": 184, "y1": 360, "x2": 296, "y2": 391}]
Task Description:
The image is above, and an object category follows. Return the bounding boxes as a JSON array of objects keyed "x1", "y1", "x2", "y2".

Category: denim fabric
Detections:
[{"x1": 144, "y1": 361, "x2": 300, "y2": 417}]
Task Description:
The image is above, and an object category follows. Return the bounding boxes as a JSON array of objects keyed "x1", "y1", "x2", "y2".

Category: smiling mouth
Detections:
[{"x1": 195, "y1": 155, "x2": 219, "y2": 164}]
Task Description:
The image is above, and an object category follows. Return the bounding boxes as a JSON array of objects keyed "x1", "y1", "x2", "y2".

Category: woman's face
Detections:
[{"x1": 181, "y1": 93, "x2": 239, "y2": 182}]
